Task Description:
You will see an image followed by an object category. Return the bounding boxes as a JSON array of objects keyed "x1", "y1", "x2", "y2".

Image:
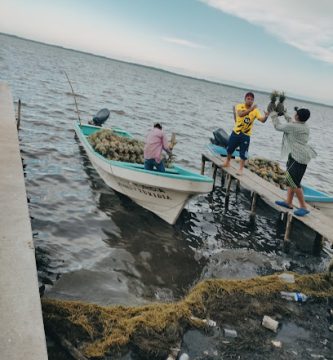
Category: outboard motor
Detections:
[
  {"x1": 210, "y1": 128, "x2": 230, "y2": 147},
  {"x1": 89, "y1": 108, "x2": 110, "y2": 127}
]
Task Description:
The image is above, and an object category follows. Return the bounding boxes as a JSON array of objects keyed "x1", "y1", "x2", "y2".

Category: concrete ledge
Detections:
[{"x1": 0, "y1": 82, "x2": 48, "y2": 359}]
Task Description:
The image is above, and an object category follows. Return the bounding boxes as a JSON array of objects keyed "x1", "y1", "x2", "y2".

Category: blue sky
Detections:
[{"x1": 1, "y1": 0, "x2": 333, "y2": 104}]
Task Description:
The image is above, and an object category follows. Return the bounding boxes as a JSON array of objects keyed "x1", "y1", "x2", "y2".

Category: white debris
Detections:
[
  {"x1": 262, "y1": 315, "x2": 279, "y2": 332},
  {"x1": 179, "y1": 353, "x2": 190, "y2": 360},
  {"x1": 278, "y1": 273, "x2": 295, "y2": 283},
  {"x1": 223, "y1": 328, "x2": 238, "y2": 338},
  {"x1": 190, "y1": 316, "x2": 216, "y2": 327},
  {"x1": 271, "y1": 340, "x2": 282, "y2": 348}
]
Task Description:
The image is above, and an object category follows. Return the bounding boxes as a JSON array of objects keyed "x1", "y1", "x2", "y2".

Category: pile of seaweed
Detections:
[
  {"x1": 246, "y1": 158, "x2": 288, "y2": 190},
  {"x1": 42, "y1": 272, "x2": 333, "y2": 359},
  {"x1": 88, "y1": 129, "x2": 145, "y2": 164}
]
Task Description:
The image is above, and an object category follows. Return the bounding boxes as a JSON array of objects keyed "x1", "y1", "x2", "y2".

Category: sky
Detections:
[{"x1": 1, "y1": 0, "x2": 333, "y2": 105}]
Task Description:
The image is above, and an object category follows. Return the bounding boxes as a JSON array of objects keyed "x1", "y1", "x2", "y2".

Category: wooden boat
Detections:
[
  {"x1": 75, "y1": 123, "x2": 213, "y2": 224},
  {"x1": 302, "y1": 185, "x2": 333, "y2": 217}
]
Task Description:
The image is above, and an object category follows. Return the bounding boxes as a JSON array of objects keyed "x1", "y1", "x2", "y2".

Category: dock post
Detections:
[
  {"x1": 225, "y1": 174, "x2": 233, "y2": 209},
  {"x1": 221, "y1": 168, "x2": 225, "y2": 187},
  {"x1": 284, "y1": 212, "x2": 293, "y2": 243},
  {"x1": 16, "y1": 99, "x2": 21, "y2": 130},
  {"x1": 249, "y1": 192, "x2": 258, "y2": 223},
  {"x1": 201, "y1": 154, "x2": 206, "y2": 175},
  {"x1": 235, "y1": 179, "x2": 241, "y2": 194},
  {"x1": 212, "y1": 164, "x2": 217, "y2": 191}
]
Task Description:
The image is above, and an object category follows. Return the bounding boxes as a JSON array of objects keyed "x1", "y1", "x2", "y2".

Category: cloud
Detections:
[
  {"x1": 162, "y1": 37, "x2": 205, "y2": 49},
  {"x1": 200, "y1": 0, "x2": 333, "y2": 64}
]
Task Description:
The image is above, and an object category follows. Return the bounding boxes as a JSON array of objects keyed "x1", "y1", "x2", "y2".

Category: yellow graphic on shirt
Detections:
[{"x1": 233, "y1": 103, "x2": 262, "y2": 136}]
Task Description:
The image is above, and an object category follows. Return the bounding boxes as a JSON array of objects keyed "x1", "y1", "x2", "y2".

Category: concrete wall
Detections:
[{"x1": 0, "y1": 82, "x2": 48, "y2": 360}]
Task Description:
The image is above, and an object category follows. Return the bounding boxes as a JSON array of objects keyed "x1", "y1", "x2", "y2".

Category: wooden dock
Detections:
[{"x1": 201, "y1": 152, "x2": 333, "y2": 249}]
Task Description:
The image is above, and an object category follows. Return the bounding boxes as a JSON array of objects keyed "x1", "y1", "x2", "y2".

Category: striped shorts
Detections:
[{"x1": 285, "y1": 155, "x2": 307, "y2": 189}]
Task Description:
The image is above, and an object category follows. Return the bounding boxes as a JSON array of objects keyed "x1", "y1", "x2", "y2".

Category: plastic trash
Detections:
[
  {"x1": 271, "y1": 340, "x2": 282, "y2": 348},
  {"x1": 278, "y1": 273, "x2": 295, "y2": 283},
  {"x1": 262, "y1": 315, "x2": 279, "y2": 332},
  {"x1": 179, "y1": 353, "x2": 190, "y2": 360},
  {"x1": 204, "y1": 319, "x2": 217, "y2": 327},
  {"x1": 280, "y1": 291, "x2": 308, "y2": 302},
  {"x1": 190, "y1": 316, "x2": 216, "y2": 327},
  {"x1": 223, "y1": 328, "x2": 237, "y2": 338}
]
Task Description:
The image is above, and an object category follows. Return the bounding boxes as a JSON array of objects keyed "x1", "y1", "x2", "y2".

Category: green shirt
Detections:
[{"x1": 271, "y1": 111, "x2": 317, "y2": 164}]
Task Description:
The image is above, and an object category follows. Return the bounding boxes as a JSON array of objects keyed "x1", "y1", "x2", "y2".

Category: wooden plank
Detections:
[{"x1": 202, "y1": 152, "x2": 333, "y2": 244}]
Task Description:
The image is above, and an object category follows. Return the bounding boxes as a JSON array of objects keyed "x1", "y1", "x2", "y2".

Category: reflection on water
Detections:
[{"x1": 0, "y1": 33, "x2": 331, "y2": 308}]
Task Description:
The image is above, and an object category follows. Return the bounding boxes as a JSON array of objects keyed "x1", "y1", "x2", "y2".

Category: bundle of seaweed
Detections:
[
  {"x1": 42, "y1": 272, "x2": 333, "y2": 359},
  {"x1": 246, "y1": 157, "x2": 288, "y2": 190},
  {"x1": 267, "y1": 90, "x2": 286, "y2": 115},
  {"x1": 88, "y1": 129, "x2": 145, "y2": 164},
  {"x1": 266, "y1": 90, "x2": 279, "y2": 113}
]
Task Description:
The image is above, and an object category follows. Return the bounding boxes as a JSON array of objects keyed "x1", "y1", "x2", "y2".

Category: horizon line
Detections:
[{"x1": 1, "y1": 31, "x2": 332, "y2": 108}]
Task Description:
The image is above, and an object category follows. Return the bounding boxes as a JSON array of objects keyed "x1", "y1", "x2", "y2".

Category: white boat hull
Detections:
[{"x1": 76, "y1": 125, "x2": 213, "y2": 224}]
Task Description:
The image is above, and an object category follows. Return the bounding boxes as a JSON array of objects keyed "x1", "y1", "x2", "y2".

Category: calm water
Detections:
[{"x1": 1, "y1": 33, "x2": 332, "y2": 307}]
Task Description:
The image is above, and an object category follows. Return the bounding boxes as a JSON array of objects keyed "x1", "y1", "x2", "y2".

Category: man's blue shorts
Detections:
[{"x1": 226, "y1": 131, "x2": 250, "y2": 160}]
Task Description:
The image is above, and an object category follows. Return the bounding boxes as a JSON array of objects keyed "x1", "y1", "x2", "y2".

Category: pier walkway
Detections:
[
  {"x1": 0, "y1": 82, "x2": 48, "y2": 359},
  {"x1": 201, "y1": 152, "x2": 333, "y2": 247}
]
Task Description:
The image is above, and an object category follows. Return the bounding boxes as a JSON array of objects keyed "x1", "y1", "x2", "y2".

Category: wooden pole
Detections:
[
  {"x1": 236, "y1": 179, "x2": 241, "y2": 194},
  {"x1": 284, "y1": 212, "x2": 293, "y2": 243},
  {"x1": 225, "y1": 174, "x2": 232, "y2": 194},
  {"x1": 250, "y1": 192, "x2": 258, "y2": 223},
  {"x1": 201, "y1": 154, "x2": 206, "y2": 175},
  {"x1": 225, "y1": 174, "x2": 233, "y2": 209},
  {"x1": 64, "y1": 71, "x2": 81, "y2": 125},
  {"x1": 221, "y1": 167, "x2": 225, "y2": 187},
  {"x1": 212, "y1": 164, "x2": 217, "y2": 191},
  {"x1": 16, "y1": 99, "x2": 21, "y2": 130}
]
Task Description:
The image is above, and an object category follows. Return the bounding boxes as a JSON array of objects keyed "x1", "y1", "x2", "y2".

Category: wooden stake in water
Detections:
[
  {"x1": 64, "y1": 71, "x2": 81, "y2": 125},
  {"x1": 16, "y1": 99, "x2": 21, "y2": 130}
]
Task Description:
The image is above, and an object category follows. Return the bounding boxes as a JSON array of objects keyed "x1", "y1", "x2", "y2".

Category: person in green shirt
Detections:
[{"x1": 271, "y1": 107, "x2": 317, "y2": 216}]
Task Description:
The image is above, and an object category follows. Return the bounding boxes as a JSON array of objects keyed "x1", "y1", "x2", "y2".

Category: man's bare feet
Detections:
[
  {"x1": 222, "y1": 160, "x2": 230, "y2": 168},
  {"x1": 236, "y1": 169, "x2": 243, "y2": 176}
]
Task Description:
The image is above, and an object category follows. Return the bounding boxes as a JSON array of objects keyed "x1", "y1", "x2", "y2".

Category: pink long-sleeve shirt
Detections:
[{"x1": 144, "y1": 128, "x2": 170, "y2": 163}]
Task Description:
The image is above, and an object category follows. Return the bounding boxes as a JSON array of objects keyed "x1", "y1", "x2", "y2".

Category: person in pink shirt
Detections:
[{"x1": 144, "y1": 123, "x2": 173, "y2": 172}]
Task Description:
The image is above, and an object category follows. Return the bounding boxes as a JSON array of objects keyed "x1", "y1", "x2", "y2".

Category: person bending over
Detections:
[{"x1": 144, "y1": 123, "x2": 172, "y2": 172}]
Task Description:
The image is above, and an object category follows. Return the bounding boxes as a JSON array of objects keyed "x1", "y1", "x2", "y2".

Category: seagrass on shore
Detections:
[{"x1": 42, "y1": 272, "x2": 333, "y2": 359}]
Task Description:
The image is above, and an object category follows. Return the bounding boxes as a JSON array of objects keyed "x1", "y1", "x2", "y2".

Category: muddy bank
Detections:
[{"x1": 43, "y1": 272, "x2": 333, "y2": 360}]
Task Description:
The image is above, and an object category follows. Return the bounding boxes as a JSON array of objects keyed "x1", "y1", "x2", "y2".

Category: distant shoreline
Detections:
[{"x1": 1, "y1": 32, "x2": 332, "y2": 108}]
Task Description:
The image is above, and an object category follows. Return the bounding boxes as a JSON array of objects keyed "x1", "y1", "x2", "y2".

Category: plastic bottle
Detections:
[
  {"x1": 280, "y1": 291, "x2": 308, "y2": 302},
  {"x1": 179, "y1": 354, "x2": 190, "y2": 360}
]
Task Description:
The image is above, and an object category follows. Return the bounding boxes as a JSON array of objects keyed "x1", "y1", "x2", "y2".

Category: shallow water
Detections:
[{"x1": 1, "y1": 33, "x2": 333, "y2": 358}]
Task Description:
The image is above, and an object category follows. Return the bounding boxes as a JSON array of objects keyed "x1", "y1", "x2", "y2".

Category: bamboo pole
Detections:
[{"x1": 64, "y1": 71, "x2": 81, "y2": 125}]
